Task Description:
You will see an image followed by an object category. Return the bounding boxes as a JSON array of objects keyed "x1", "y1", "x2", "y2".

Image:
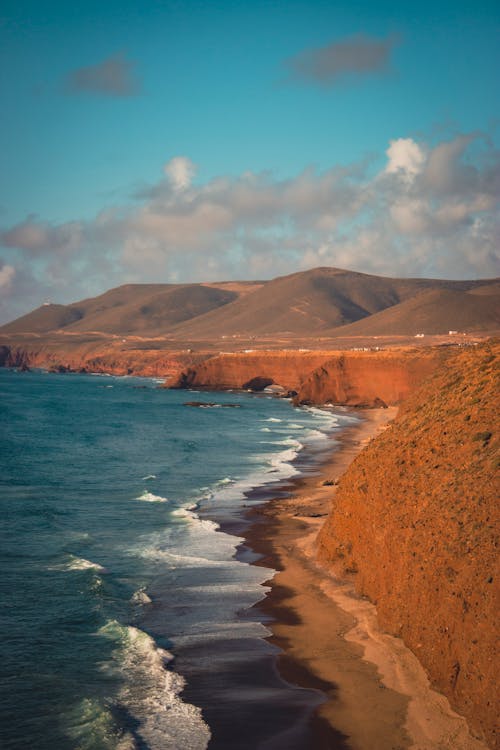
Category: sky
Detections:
[{"x1": 0, "y1": 0, "x2": 499, "y2": 324}]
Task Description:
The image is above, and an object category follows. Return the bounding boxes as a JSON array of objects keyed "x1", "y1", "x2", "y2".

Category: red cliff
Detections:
[
  {"x1": 317, "y1": 341, "x2": 499, "y2": 747},
  {"x1": 172, "y1": 348, "x2": 444, "y2": 406},
  {"x1": 170, "y1": 350, "x2": 335, "y2": 392},
  {"x1": 294, "y1": 348, "x2": 444, "y2": 406},
  {"x1": 0, "y1": 338, "x2": 207, "y2": 379}
]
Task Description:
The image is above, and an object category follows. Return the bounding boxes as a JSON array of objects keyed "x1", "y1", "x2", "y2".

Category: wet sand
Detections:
[{"x1": 245, "y1": 408, "x2": 489, "y2": 750}]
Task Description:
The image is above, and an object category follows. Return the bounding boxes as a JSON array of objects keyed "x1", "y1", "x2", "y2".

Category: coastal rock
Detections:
[
  {"x1": 293, "y1": 349, "x2": 442, "y2": 407},
  {"x1": 169, "y1": 349, "x2": 444, "y2": 406},
  {"x1": 169, "y1": 351, "x2": 334, "y2": 392},
  {"x1": 243, "y1": 376, "x2": 274, "y2": 391},
  {"x1": 317, "y1": 341, "x2": 499, "y2": 747}
]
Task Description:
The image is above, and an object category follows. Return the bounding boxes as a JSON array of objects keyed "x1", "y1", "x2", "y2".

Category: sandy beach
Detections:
[{"x1": 246, "y1": 408, "x2": 489, "y2": 750}]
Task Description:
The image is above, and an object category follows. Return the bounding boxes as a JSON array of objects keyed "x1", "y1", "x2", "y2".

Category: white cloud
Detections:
[
  {"x1": 1, "y1": 132, "x2": 498, "y2": 324},
  {"x1": 1, "y1": 217, "x2": 83, "y2": 255},
  {"x1": 0, "y1": 263, "x2": 15, "y2": 290},
  {"x1": 163, "y1": 156, "x2": 196, "y2": 191},
  {"x1": 385, "y1": 138, "x2": 426, "y2": 178}
]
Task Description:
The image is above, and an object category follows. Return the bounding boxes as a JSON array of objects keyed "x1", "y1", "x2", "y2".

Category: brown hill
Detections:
[
  {"x1": 0, "y1": 283, "x2": 241, "y2": 336},
  {"x1": 170, "y1": 267, "x2": 495, "y2": 339},
  {"x1": 1, "y1": 303, "x2": 85, "y2": 334},
  {"x1": 317, "y1": 341, "x2": 499, "y2": 747},
  {"x1": 1, "y1": 267, "x2": 498, "y2": 339},
  {"x1": 327, "y1": 286, "x2": 500, "y2": 337}
]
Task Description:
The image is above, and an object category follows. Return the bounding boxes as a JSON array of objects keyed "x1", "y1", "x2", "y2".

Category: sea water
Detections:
[{"x1": 0, "y1": 369, "x2": 356, "y2": 749}]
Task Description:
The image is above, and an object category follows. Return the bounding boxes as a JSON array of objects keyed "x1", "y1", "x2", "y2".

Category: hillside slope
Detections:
[
  {"x1": 2, "y1": 267, "x2": 497, "y2": 339},
  {"x1": 327, "y1": 286, "x2": 500, "y2": 336},
  {"x1": 317, "y1": 341, "x2": 499, "y2": 747},
  {"x1": 170, "y1": 267, "x2": 493, "y2": 339},
  {"x1": 0, "y1": 282, "x2": 245, "y2": 336}
]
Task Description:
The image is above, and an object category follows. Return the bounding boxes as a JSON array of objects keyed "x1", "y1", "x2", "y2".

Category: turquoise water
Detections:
[{"x1": 0, "y1": 369, "x2": 354, "y2": 749}]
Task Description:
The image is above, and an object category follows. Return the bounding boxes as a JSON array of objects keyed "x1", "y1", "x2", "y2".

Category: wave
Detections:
[
  {"x1": 63, "y1": 696, "x2": 122, "y2": 750},
  {"x1": 264, "y1": 417, "x2": 282, "y2": 422},
  {"x1": 50, "y1": 555, "x2": 107, "y2": 574},
  {"x1": 97, "y1": 621, "x2": 210, "y2": 750},
  {"x1": 141, "y1": 474, "x2": 157, "y2": 481},
  {"x1": 136, "y1": 490, "x2": 168, "y2": 503},
  {"x1": 216, "y1": 477, "x2": 234, "y2": 486}
]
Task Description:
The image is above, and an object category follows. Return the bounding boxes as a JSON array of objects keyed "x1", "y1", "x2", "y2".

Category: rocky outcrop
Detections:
[
  {"x1": 170, "y1": 351, "x2": 336, "y2": 393},
  {"x1": 317, "y1": 341, "x2": 499, "y2": 747},
  {"x1": 0, "y1": 339, "x2": 209, "y2": 380},
  {"x1": 172, "y1": 349, "x2": 445, "y2": 407},
  {"x1": 294, "y1": 349, "x2": 444, "y2": 406}
]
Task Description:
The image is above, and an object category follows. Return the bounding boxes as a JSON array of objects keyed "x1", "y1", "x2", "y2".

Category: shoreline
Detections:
[{"x1": 244, "y1": 408, "x2": 489, "y2": 750}]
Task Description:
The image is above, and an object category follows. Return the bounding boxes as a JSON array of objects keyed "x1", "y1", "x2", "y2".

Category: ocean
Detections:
[{"x1": 0, "y1": 369, "x2": 356, "y2": 749}]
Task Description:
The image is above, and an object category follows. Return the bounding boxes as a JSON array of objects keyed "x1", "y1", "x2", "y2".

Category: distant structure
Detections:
[
  {"x1": 42, "y1": 298, "x2": 52, "y2": 306},
  {"x1": 415, "y1": 333, "x2": 425, "y2": 338}
]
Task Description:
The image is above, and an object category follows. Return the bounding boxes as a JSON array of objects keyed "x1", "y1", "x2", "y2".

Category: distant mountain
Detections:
[{"x1": 1, "y1": 267, "x2": 498, "y2": 339}]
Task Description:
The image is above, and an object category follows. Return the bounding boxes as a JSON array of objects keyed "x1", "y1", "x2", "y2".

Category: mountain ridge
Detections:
[{"x1": 1, "y1": 266, "x2": 498, "y2": 339}]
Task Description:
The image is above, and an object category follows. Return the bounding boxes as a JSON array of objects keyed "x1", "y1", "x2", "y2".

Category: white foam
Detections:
[
  {"x1": 51, "y1": 555, "x2": 107, "y2": 574},
  {"x1": 141, "y1": 474, "x2": 157, "y2": 481},
  {"x1": 170, "y1": 506, "x2": 194, "y2": 519},
  {"x1": 216, "y1": 477, "x2": 234, "y2": 486},
  {"x1": 260, "y1": 427, "x2": 271, "y2": 432},
  {"x1": 151, "y1": 550, "x2": 232, "y2": 568},
  {"x1": 136, "y1": 490, "x2": 168, "y2": 503},
  {"x1": 305, "y1": 428, "x2": 330, "y2": 442},
  {"x1": 97, "y1": 622, "x2": 210, "y2": 750},
  {"x1": 264, "y1": 417, "x2": 282, "y2": 422}
]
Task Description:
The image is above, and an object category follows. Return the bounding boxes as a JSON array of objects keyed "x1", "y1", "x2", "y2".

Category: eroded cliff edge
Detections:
[
  {"x1": 171, "y1": 348, "x2": 445, "y2": 406},
  {"x1": 317, "y1": 341, "x2": 499, "y2": 748}
]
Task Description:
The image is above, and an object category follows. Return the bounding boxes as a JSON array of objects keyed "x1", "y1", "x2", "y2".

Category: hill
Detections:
[
  {"x1": 0, "y1": 283, "x2": 244, "y2": 336},
  {"x1": 327, "y1": 285, "x2": 500, "y2": 337},
  {"x1": 169, "y1": 267, "x2": 496, "y2": 339},
  {"x1": 0, "y1": 267, "x2": 498, "y2": 340}
]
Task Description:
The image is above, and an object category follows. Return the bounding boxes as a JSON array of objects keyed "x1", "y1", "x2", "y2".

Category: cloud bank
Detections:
[{"x1": 1, "y1": 133, "x2": 498, "y2": 323}]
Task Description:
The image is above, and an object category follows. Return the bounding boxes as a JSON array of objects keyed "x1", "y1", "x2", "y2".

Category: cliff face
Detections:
[
  {"x1": 172, "y1": 349, "x2": 444, "y2": 406},
  {"x1": 294, "y1": 349, "x2": 443, "y2": 406},
  {"x1": 171, "y1": 351, "x2": 334, "y2": 392},
  {"x1": 0, "y1": 340, "x2": 207, "y2": 379},
  {"x1": 317, "y1": 342, "x2": 499, "y2": 747}
]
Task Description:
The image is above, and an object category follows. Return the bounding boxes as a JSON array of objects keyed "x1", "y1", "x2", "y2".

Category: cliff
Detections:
[
  {"x1": 170, "y1": 350, "x2": 335, "y2": 393},
  {"x1": 0, "y1": 339, "x2": 207, "y2": 379},
  {"x1": 172, "y1": 348, "x2": 444, "y2": 406},
  {"x1": 317, "y1": 341, "x2": 499, "y2": 747},
  {"x1": 293, "y1": 348, "x2": 443, "y2": 406}
]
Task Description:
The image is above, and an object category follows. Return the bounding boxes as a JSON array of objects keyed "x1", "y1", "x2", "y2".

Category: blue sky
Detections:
[{"x1": 0, "y1": 0, "x2": 499, "y2": 322}]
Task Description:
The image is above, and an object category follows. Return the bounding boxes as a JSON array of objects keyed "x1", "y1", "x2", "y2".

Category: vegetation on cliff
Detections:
[{"x1": 317, "y1": 341, "x2": 499, "y2": 747}]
